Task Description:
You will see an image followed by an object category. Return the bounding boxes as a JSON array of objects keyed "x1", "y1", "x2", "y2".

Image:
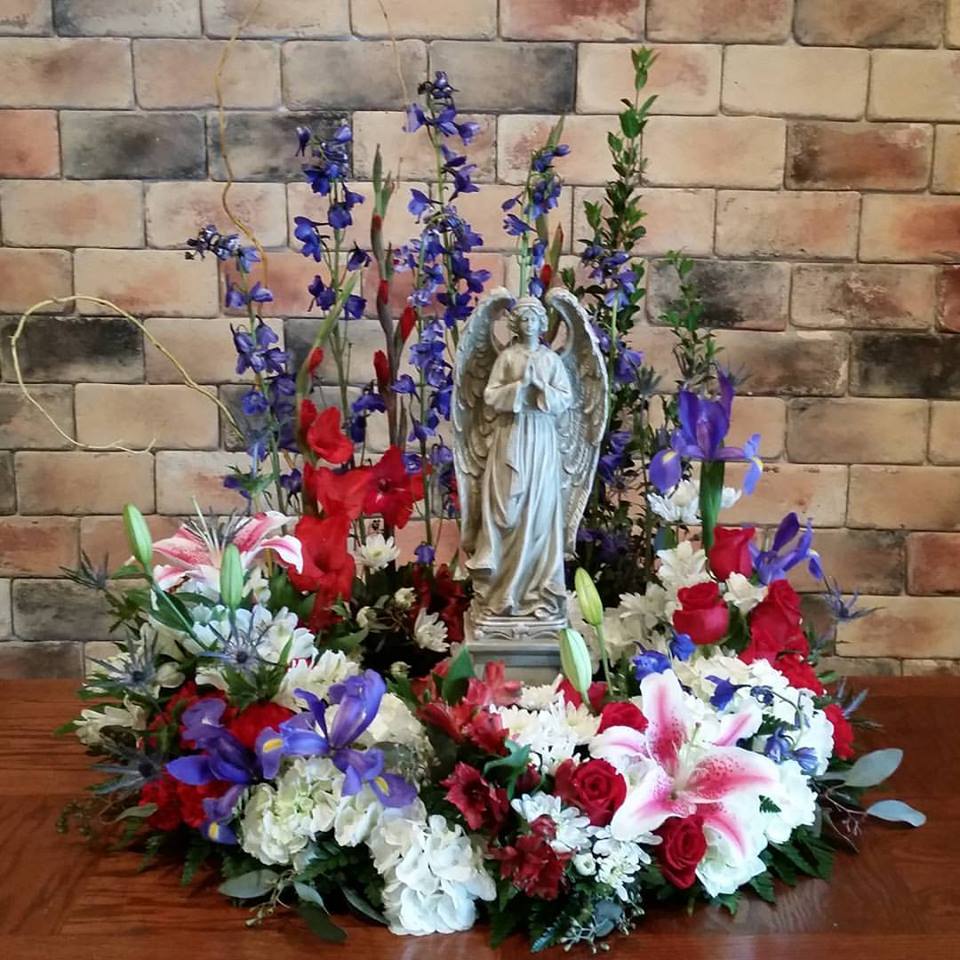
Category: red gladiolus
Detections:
[
  {"x1": 399, "y1": 304, "x2": 417, "y2": 343},
  {"x1": 306, "y1": 463, "x2": 372, "y2": 521},
  {"x1": 307, "y1": 347, "x2": 324, "y2": 376},
  {"x1": 373, "y1": 349, "x2": 391, "y2": 392},
  {"x1": 284, "y1": 514, "x2": 355, "y2": 602},
  {"x1": 377, "y1": 278, "x2": 389, "y2": 307},
  {"x1": 441, "y1": 762, "x2": 510, "y2": 833},
  {"x1": 672, "y1": 581, "x2": 730, "y2": 646},
  {"x1": 364, "y1": 446, "x2": 424, "y2": 528},
  {"x1": 708, "y1": 526, "x2": 755, "y2": 582},
  {"x1": 301, "y1": 401, "x2": 353, "y2": 465}
]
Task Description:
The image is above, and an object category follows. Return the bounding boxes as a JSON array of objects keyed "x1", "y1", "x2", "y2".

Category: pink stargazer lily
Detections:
[
  {"x1": 591, "y1": 670, "x2": 779, "y2": 856},
  {"x1": 152, "y1": 512, "x2": 303, "y2": 592}
]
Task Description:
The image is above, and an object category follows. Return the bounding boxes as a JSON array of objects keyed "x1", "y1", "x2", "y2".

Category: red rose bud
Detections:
[
  {"x1": 597, "y1": 700, "x2": 648, "y2": 734},
  {"x1": 708, "y1": 525, "x2": 755, "y2": 582},
  {"x1": 373, "y1": 349, "x2": 390, "y2": 391},
  {"x1": 553, "y1": 758, "x2": 627, "y2": 827},
  {"x1": 672, "y1": 581, "x2": 730, "y2": 646},
  {"x1": 656, "y1": 815, "x2": 707, "y2": 889},
  {"x1": 307, "y1": 347, "x2": 324, "y2": 376},
  {"x1": 399, "y1": 304, "x2": 417, "y2": 343},
  {"x1": 377, "y1": 278, "x2": 389, "y2": 307}
]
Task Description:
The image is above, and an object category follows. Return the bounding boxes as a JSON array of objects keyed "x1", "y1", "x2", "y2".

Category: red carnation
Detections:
[
  {"x1": 441, "y1": 762, "x2": 510, "y2": 833},
  {"x1": 228, "y1": 702, "x2": 295, "y2": 749},
  {"x1": 139, "y1": 772, "x2": 182, "y2": 831},
  {"x1": 708, "y1": 526, "x2": 755, "y2": 582},
  {"x1": 364, "y1": 446, "x2": 424, "y2": 529},
  {"x1": 774, "y1": 653, "x2": 824, "y2": 694},
  {"x1": 553, "y1": 758, "x2": 627, "y2": 827},
  {"x1": 673, "y1": 581, "x2": 730, "y2": 646},
  {"x1": 176, "y1": 779, "x2": 231, "y2": 829},
  {"x1": 490, "y1": 833, "x2": 570, "y2": 900},
  {"x1": 597, "y1": 700, "x2": 648, "y2": 734},
  {"x1": 656, "y1": 815, "x2": 707, "y2": 889},
  {"x1": 824, "y1": 703, "x2": 855, "y2": 760},
  {"x1": 301, "y1": 401, "x2": 353, "y2": 465}
]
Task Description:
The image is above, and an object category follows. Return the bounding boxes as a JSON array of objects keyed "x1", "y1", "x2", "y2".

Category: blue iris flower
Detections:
[{"x1": 750, "y1": 512, "x2": 823, "y2": 585}]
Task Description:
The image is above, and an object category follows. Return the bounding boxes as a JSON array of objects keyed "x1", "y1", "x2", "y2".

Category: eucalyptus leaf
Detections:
[
  {"x1": 866, "y1": 799, "x2": 926, "y2": 827},
  {"x1": 113, "y1": 803, "x2": 157, "y2": 822},
  {"x1": 298, "y1": 903, "x2": 347, "y2": 943},
  {"x1": 842, "y1": 748, "x2": 903, "y2": 787},
  {"x1": 294, "y1": 881, "x2": 326, "y2": 908},
  {"x1": 218, "y1": 869, "x2": 279, "y2": 900},
  {"x1": 342, "y1": 886, "x2": 386, "y2": 925}
]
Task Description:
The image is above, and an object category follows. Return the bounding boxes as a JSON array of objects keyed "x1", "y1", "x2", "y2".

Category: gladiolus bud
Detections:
[
  {"x1": 559, "y1": 627, "x2": 592, "y2": 699},
  {"x1": 220, "y1": 544, "x2": 244, "y2": 610},
  {"x1": 574, "y1": 568, "x2": 604, "y2": 628},
  {"x1": 122, "y1": 504, "x2": 153, "y2": 569}
]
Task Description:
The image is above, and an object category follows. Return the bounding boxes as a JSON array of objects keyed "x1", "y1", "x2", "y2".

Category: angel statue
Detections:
[{"x1": 453, "y1": 287, "x2": 608, "y2": 665}]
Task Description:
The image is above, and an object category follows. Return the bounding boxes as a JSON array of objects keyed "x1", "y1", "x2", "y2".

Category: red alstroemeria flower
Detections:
[
  {"x1": 363, "y1": 446, "x2": 424, "y2": 528},
  {"x1": 301, "y1": 400, "x2": 353, "y2": 465},
  {"x1": 284, "y1": 514, "x2": 355, "y2": 602},
  {"x1": 305, "y1": 463, "x2": 372, "y2": 521},
  {"x1": 441, "y1": 762, "x2": 509, "y2": 833}
]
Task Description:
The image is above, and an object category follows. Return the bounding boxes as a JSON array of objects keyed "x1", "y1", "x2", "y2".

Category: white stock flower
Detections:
[
  {"x1": 369, "y1": 813, "x2": 495, "y2": 935},
  {"x1": 75, "y1": 700, "x2": 147, "y2": 747},
  {"x1": 240, "y1": 757, "x2": 342, "y2": 867},
  {"x1": 413, "y1": 608, "x2": 449, "y2": 653},
  {"x1": 354, "y1": 533, "x2": 400, "y2": 572},
  {"x1": 656, "y1": 541, "x2": 711, "y2": 591},
  {"x1": 723, "y1": 573, "x2": 768, "y2": 614},
  {"x1": 511, "y1": 792, "x2": 592, "y2": 854}
]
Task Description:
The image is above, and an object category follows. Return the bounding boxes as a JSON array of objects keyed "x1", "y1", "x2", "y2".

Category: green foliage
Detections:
[
  {"x1": 297, "y1": 903, "x2": 347, "y2": 943},
  {"x1": 440, "y1": 645, "x2": 476, "y2": 704}
]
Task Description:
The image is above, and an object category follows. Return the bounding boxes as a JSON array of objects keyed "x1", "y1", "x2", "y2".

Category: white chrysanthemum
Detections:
[
  {"x1": 511, "y1": 792, "x2": 592, "y2": 854},
  {"x1": 354, "y1": 533, "x2": 400, "y2": 572},
  {"x1": 573, "y1": 851, "x2": 597, "y2": 876},
  {"x1": 369, "y1": 813, "x2": 496, "y2": 935},
  {"x1": 647, "y1": 479, "x2": 741, "y2": 524},
  {"x1": 393, "y1": 587, "x2": 416, "y2": 610},
  {"x1": 592, "y1": 832, "x2": 654, "y2": 902},
  {"x1": 762, "y1": 759, "x2": 817, "y2": 844},
  {"x1": 240, "y1": 757, "x2": 342, "y2": 867},
  {"x1": 356, "y1": 606, "x2": 375, "y2": 629},
  {"x1": 696, "y1": 797, "x2": 768, "y2": 898},
  {"x1": 272, "y1": 649, "x2": 361, "y2": 709},
  {"x1": 656, "y1": 541, "x2": 711, "y2": 591},
  {"x1": 413, "y1": 608, "x2": 449, "y2": 653},
  {"x1": 723, "y1": 573, "x2": 768, "y2": 614},
  {"x1": 75, "y1": 700, "x2": 147, "y2": 747},
  {"x1": 496, "y1": 699, "x2": 599, "y2": 774},
  {"x1": 518, "y1": 678, "x2": 564, "y2": 710}
]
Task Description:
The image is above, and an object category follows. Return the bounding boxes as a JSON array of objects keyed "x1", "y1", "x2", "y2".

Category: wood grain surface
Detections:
[{"x1": 1, "y1": 677, "x2": 957, "y2": 960}]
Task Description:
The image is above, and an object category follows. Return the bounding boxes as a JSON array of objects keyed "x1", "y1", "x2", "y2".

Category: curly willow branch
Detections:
[
  {"x1": 213, "y1": 0, "x2": 269, "y2": 286},
  {"x1": 10, "y1": 297, "x2": 242, "y2": 453},
  {"x1": 377, "y1": 0, "x2": 412, "y2": 106}
]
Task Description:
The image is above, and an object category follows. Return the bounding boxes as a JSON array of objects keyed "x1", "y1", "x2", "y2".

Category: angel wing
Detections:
[
  {"x1": 453, "y1": 286, "x2": 514, "y2": 553},
  {"x1": 548, "y1": 287, "x2": 609, "y2": 556}
]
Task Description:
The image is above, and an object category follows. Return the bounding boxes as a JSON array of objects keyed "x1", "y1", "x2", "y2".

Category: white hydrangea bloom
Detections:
[
  {"x1": 762, "y1": 759, "x2": 817, "y2": 844},
  {"x1": 413, "y1": 608, "x2": 449, "y2": 653},
  {"x1": 240, "y1": 757, "x2": 342, "y2": 867},
  {"x1": 656, "y1": 541, "x2": 711, "y2": 591},
  {"x1": 723, "y1": 573, "x2": 768, "y2": 614},
  {"x1": 359, "y1": 692, "x2": 426, "y2": 751},
  {"x1": 333, "y1": 785, "x2": 383, "y2": 847},
  {"x1": 695, "y1": 797, "x2": 768, "y2": 898},
  {"x1": 272, "y1": 649, "x2": 361, "y2": 709},
  {"x1": 369, "y1": 813, "x2": 496, "y2": 935},
  {"x1": 354, "y1": 533, "x2": 400, "y2": 572},
  {"x1": 511, "y1": 792, "x2": 592, "y2": 854},
  {"x1": 75, "y1": 700, "x2": 147, "y2": 747}
]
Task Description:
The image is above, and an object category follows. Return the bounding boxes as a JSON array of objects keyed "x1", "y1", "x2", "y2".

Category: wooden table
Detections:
[{"x1": 1, "y1": 677, "x2": 958, "y2": 960}]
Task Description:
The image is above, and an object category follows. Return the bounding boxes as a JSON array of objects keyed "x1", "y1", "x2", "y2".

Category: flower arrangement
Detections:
[{"x1": 53, "y1": 50, "x2": 923, "y2": 950}]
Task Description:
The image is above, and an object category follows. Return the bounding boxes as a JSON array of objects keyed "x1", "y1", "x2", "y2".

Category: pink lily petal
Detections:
[
  {"x1": 152, "y1": 527, "x2": 209, "y2": 568},
  {"x1": 232, "y1": 511, "x2": 292, "y2": 553},
  {"x1": 590, "y1": 724, "x2": 650, "y2": 771},
  {"x1": 713, "y1": 701, "x2": 762, "y2": 747},
  {"x1": 699, "y1": 802, "x2": 753, "y2": 861},
  {"x1": 683, "y1": 747, "x2": 779, "y2": 804},
  {"x1": 639, "y1": 670, "x2": 689, "y2": 777},
  {"x1": 250, "y1": 534, "x2": 303, "y2": 573},
  {"x1": 610, "y1": 763, "x2": 695, "y2": 840},
  {"x1": 154, "y1": 564, "x2": 187, "y2": 591}
]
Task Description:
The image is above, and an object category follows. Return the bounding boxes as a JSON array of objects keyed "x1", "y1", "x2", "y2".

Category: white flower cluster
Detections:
[
  {"x1": 367, "y1": 812, "x2": 496, "y2": 935},
  {"x1": 496, "y1": 695, "x2": 600, "y2": 774},
  {"x1": 647, "y1": 479, "x2": 741, "y2": 525}
]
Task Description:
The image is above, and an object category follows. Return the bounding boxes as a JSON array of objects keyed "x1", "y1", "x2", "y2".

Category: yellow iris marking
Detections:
[
  {"x1": 374, "y1": 776, "x2": 390, "y2": 794},
  {"x1": 263, "y1": 737, "x2": 282, "y2": 752},
  {"x1": 208, "y1": 822, "x2": 220, "y2": 840}
]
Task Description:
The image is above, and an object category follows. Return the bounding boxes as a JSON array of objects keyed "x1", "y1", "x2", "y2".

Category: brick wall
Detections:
[{"x1": 2, "y1": 0, "x2": 960, "y2": 678}]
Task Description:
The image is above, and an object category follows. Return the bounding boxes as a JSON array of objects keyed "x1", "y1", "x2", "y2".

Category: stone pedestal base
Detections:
[{"x1": 465, "y1": 612, "x2": 564, "y2": 684}]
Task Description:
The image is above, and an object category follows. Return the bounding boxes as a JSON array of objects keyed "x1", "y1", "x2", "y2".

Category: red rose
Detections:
[
  {"x1": 824, "y1": 703, "x2": 855, "y2": 760},
  {"x1": 673, "y1": 581, "x2": 730, "y2": 646},
  {"x1": 441, "y1": 762, "x2": 509, "y2": 833},
  {"x1": 656, "y1": 815, "x2": 707, "y2": 889},
  {"x1": 743, "y1": 580, "x2": 808, "y2": 663},
  {"x1": 228, "y1": 702, "x2": 295, "y2": 749},
  {"x1": 554, "y1": 758, "x2": 627, "y2": 827},
  {"x1": 708, "y1": 526, "x2": 755, "y2": 582},
  {"x1": 774, "y1": 653, "x2": 824, "y2": 695},
  {"x1": 490, "y1": 833, "x2": 570, "y2": 900},
  {"x1": 597, "y1": 700, "x2": 648, "y2": 734}
]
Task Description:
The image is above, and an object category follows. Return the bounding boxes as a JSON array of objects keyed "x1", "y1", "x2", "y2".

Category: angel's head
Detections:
[{"x1": 510, "y1": 297, "x2": 549, "y2": 344}]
